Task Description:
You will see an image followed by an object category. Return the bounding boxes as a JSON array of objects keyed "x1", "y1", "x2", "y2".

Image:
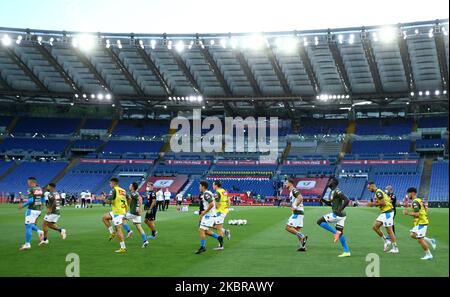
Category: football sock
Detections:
[
  {"x1": 200, "y1": 239, "x2": 206, "y2": 248},
  {"x1": 31, "y1": 224, "x2": 40, "y2": 232},
  {"x1": 25, "y1": 224, "x2": 32, "y2": 244},
  {"x1": 44, "y1": 237, "x2": 48, "y2": 241},
  {"x1": 339, "y1": 235, "x2": 350, "y2": 253},
  {"x1": 426, "y1": 250, "x2": 432, "y2": 256},
  {"x1": 123, "y1": 224, "x2": 131, "y2": 233},
  {"x1": 57, "y1": 228, "x2": 62, "y2": 233},
  {"x1": 424, "y1": 237, "x2": 433, "y2": 245},
  {"x1": 108, "y1": 226, "x2": 114, "y2": 234},
  {"x1": 319, "y1": 222, "x2": 337, "y2": 234},
  {"x1": 119, "y1": 241, "x2": 126, "y2": 249},
  {"x1": 211, "y1": 233, "x2": 219, "y2": 239},
  {"x1": 296, "y1": 232, "x2": 305, "y2": 239},
  {"x1": 141, "y1": 233, "x2": 147, "y2": 242},
  {"x1": 381, "y1": 235, "x2": 388, "y2": 242},
  {"x1": 152, "y1": 230, "x2": 157, "y2": 236}
]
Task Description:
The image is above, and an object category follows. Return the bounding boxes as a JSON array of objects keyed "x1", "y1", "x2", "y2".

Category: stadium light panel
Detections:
[
  {"x1": 435, "y1": 90, "x2": 440, "y2": 96},
  {"x1": 410, "y1": 92, "x2": 414, "y2": 96},
  {"x1": 197, "y1": 96, "x2": 203, "y2": 102},
  {"x1": 415, "y1": 29, "x2": 419, "y2": 35},
  {"x1": 74, "y1": 34, "x2": 96, "y2": 51},
  {"x1": 164, "y1": 105, "x2": 167, "y2": 109},
  {"x1": 314, "y1": 36, "x2": 319, "y2": 46},
  {"x1": 175, "y1": 40, "x2": 184, "y2": 52},
  {"x1": 16, "y1": 35, "x2": 22, "y2": 45},
  {"x1": 428, "y1": 28, "x2": 434, "y2": 38},
  {"x1": 379, "y1": 27, "x2": 396, "y2": 43},
  {"x1": 90, "y1": 94, "x2": 95, "y2": 99},
  {"x1": 97, "y1": 93, "x2": 104, "y2": 100},
  {"x1": 105, "y1": 39, "x2": 111, "y2": 48},
  {"x1": 37, "y1": 36, "x2": 43, "y2": 44},
  {"x1": 139, "y1": 39, "x2": 144, "y2": 49},
  {"x1": 1, "y1": 34, "x2": 12, "y2": 46},
  {"x1": 303, "y1": 37, "x2": 308, "y2": 47},
  {"x1": 372, "y1": 33, "x2": 378, "y2": 42},
  {"x1": 220, "y1": 39, "x2": 227, "y2": 48},
  {"x1": 231, "y1": 38, "x2": 238, "y2": 49},
  {"x1": 82, "y1": 94, "x2": 87, "y2": 99},
  {"x1": 105, "y1": 94, "x2": 112, "y2": 100},
  {"x1": 443, "y1": 90, "x2": 447, "y2": 95},
  {"x1": 210, "y1": 40, "x2": 215, "y2": 46},
  {"x1": 277, "y1": 37, "x2": 298, "y2": 53},
  {"x1": 418, "y1": 91, "x2": 423, "y2": 96},
  {"x1": 70, "y1": 102, "x2": 74, "y2": 106},
  {"x1": 75, "y1": 94, "x2": 79, "y2": 99},
  {"x1": 117, "y1": 40, "x2": 122, "y2": 49},
  {"x1": 345, "y1": 95, "x2": 350, "y2": 99},
  {"x1": 425, "y1": 90, "x2": 430, "y2": 96},
  {"x1": 167, "y1": 40, "x2": 173, "y2": 50},
  {"x1": 348, "y1": 34, "x2": 355, "y2": 44},
  {"x1": 243, "y1": 34, "x2": 266, "y2": 50},
  {"x1": 151, "y1": 39, "x2": 156, "y2": 49}
]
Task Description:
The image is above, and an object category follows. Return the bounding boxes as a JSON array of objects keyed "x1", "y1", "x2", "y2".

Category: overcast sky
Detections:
[{"x1": 0, "y1": 0, "x2": 448, "y2": 34}]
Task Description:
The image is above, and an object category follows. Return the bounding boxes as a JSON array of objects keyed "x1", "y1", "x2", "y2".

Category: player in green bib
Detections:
[{"x1": 124, "y1": 182, "x2": 149, "y2": 248}]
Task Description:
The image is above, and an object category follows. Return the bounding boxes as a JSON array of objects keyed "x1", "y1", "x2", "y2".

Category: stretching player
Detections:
[
  {"x1": 284, "y1": 179, "x2": 308, "y2": 252},
  {"x1": 18, "y1": 177, "x2": 45, "y2": 251},
  {"x1": 101, "y1": 177, "x2": 128, "y2": 253},
  {"x1": 39, "y1": 183, "x2": 67, "y2": 246},
  {"x1": 367, "y1": 181, "x2": 399, "y2": 253},
  {"x1": 195, "y1": 181, "x2": 223, "y2": 254},
  {"x1": 404, "y1": 187, "x2": 436, "y2": 260},
  {"x1": 144, "y1": 181, "x2": 158, "y2": 239},
  {"x1": 317, "y1": 178, "x2": 351, "y2": 257},
  {"x1": 213, "y1": 180, "x2": 231, "y2": 250},
  {"x1": 124, "y1": 182, "x2": 149, "y2": 248}
]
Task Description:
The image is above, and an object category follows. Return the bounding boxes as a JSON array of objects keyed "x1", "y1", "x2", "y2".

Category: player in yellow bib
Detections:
[
  {"x1": 212, "y1": 180, "x2": 231, "y2": 250},
  {"x1": 367, "y1": 181, "x2": 399, "y2": 253},
  {"x1": 404, "y1": 187, "x2": 436, "y2": 260},
  {"x1": 102, "y1": 177, "x2": 128, "y2": 253}
]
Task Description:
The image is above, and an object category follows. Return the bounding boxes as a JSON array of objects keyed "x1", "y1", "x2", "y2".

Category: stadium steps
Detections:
[
  {"x1": 49, "y1": 158, "x2": 80, "y2": 186},
  {"x1": 412, "y1": 121, "x2": 418, "y2": 132},
  {"x1": 76, "y1": 118, "x2": 87, "y2": 134},
  {"x1": 339, "y1": 121, "x2": 355, "y2": 160},
  {"x1": 280, "y1": 142, "x2": 291, "y2": 163},
  {"x1": 108, "y1": 119, "x2": 119, "y2": 135},
  {"x1": 6, "y1": 116, "x2": 19, "y2": 134},
  {"x1": 419, "y1": 158, "x2": 433, "y2": 199},
  {"x1": 0, "y1": 161, "x2": 19, "y2": 182}
]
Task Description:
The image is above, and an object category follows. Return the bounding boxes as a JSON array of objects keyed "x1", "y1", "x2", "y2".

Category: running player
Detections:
[
  {"x1": 18, "y1": 177, "x2": 45, "y2": 251},
  {"x1": 385, "y1": 185, "x2": 397, "y2": 235},
  {"x1": 124, "y1": 182, "x2": 149, "y2": 248},
  {"x1": 195, "y1": 181, "x2": 223, "y2": 254},
  {"x1": 404, "y1": 187, "x2": 436, "y2": 260},
  {"x1": 367, "y1": 181, "x2": 399, "y2": 253},
  {"x1": 317, "y1": 178, "x2": 351, "y2": 257},
  {"x1": 284, "y1": 178, "x2": 308, "y2": 252},
  {"x1": 213, "y1": 180, "x2": 231, "y2": 250},
  {"x1": 176, "y1": 192, "x2": 183, "y2": 211},
  {"x1": 144, "y1": 181, "x2": 158, "y2": 239},
  {"x1": 39, "y1": 183, "x2": 67, "y2": 246},
  {"x1": 101, "y1": 177, "x2": 128, "y2": 253}
]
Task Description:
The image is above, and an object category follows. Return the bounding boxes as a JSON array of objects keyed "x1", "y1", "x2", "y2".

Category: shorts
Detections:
[
  {"x1": 44, "y1": 214, "x2": 60, "y2": 223},
  {"x1": 410, "y1": 224, "x2": 428, "y2": 238},
  {"x1": 200, "y1": 214, "x2": 216, "y2": 231},
  {"x1": 125, "y1": 212, "x2": 142, "y2": 224},
  {"x1": 25, "y1": 209, "x2": 41, "y2": 224},
  {"x1": 86, "y1": 199, "x2": 91, "y2": 203},
  {"x1": 177, "y1": 201, "x2": 182, "y2": 205},
  {"x1": 215, "y1": 212, "x2": 227, "y2": 225},
  {"x1": 286, "y1": 213, "x2": 304, "y2": 228},
  {"x1": 376, "y1": 211, "x2": 394, "y2": 227},
  {"x1": 323, "y1": 212, "x2": 346, "y2": 228},
  {"x1": 109, "y1": 211, "x2": 125, "y2": 226},
  {"x1": 145, "y1": 208, "x2": 157, "y2": 221}
]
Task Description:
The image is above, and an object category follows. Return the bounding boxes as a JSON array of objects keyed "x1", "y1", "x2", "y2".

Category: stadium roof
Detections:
[{"x1": 0, "y1": 19, "x2": 448, "y2": 117}]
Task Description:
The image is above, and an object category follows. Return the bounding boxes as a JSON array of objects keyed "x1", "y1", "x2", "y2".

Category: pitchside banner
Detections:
[
  {"x1": 341, "y1": 160, "x2": 418, "y2": 165},
  {"x1": 281, "y1": 178, "x2": 328, "y2": 196},
  {"x1": 284, "y1": 160, "x2": 330, "y2": 165},
  {"x1": 166, "y1": 160, "x2": 211, "y2": 165},
  {"x1": 79, "y1": 158, "x2": 154, "y2": 164},
  {"x1": 216, "y1": 160, "x2": 277, "y2": 165},
  {"x1": 138, "y1": 176, "x2": 189, "y2": 193}
]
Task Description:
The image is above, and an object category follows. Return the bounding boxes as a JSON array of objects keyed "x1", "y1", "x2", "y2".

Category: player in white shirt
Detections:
[
  {"x1": 176, "y1": 192, "x2": 183, "y2": 211},
  {"x1": 156, "y1": 189, "x2": 164, "y2": 211},
  {"x1": 195, "y1": 181, "x2": 223, "y2": 254},
  {"x1": 164, "y1": 189, "x2": 171, "y2": 211},
  {"x1": 285, "y1": 178, "x2": 308, "y2": 252},
  {"x1": 60, "y1": 191, "x2": 66, "y2": 207},
  {"x1": 44, "y1": 191, "x2": 50, "y2": 206},
  {"x1": 85, "y1": 190, "x2": 92, "y2": 208},
  {"x1": 80, "y1": 191, "x2": 86, "y2": 208}
]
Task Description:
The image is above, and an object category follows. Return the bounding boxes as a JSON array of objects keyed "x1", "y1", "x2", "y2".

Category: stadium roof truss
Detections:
[{"x1": 0, "y1": 19, "x2": 448, "y2": 116}]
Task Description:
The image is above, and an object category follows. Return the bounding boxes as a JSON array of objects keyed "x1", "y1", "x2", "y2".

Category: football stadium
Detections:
[{"x1": 0, "y1": 0, "x2": 448, "y2": 280}]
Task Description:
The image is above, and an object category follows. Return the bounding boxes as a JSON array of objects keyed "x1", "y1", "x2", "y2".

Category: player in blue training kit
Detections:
[
  {"x1": 18, "y1": 177, "x2": 45, "y2": 251},
  {"x1": 317, "y1": 178, "x2": 351, "y2": 257}
]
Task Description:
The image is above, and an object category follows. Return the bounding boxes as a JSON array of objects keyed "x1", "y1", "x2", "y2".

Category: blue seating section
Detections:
[
  {"x1": 419, "y1": 117, "x2": 448, "y2": 128},
  {"x1": 14, "y1": 117, "x2": 79, "y2": 135},
  {"x1": 337, "y1": 177, "x2": 367, "y2": 200},
  {"x1": 428, "y1": 162, "x2": 449, "y2": 201},
  {"x1": 184, "y1": 178, "x2": 275, "y2": 198},
  {"x1": 281, "y1": 165, "x2": 336, "y2": 176},
  {"x1": 416, "y1": 139, "x2": 446, "y2": 149},
  {"x1": 0, "y1": 117, "x2": 12, "y2": 127},
  {"x1": 213, "y1": 164, "x2": 278, "y2": 172},
  {"x1": 154, "y1": 163, "x2": 210, "y2": 175},
  {"x1": 72, "y1": 139, "x2": 104, "y2": 150},
  {"x1": 57, "y1": 163, "x2": 118, "y2": 193},
  {"x1": 299, "y1": 120, "x2": 347, "y2": 135},
  {"x1": 0, "y1": 161, "x2": 67, "y2": 194},
  {"x1": 356, "y1": 119, "x2": 412, "y2": 135},
  {"x1": 361, "y1": 174, "x2": 421, "y2": 201},
  {"x1": 0, "y1": 138, "x2": 68, "y2": 153},
  {"x1": 116, "y1": 164, "x2": 151, "y2": 173},
  {"x1": 341, "y1": 164, "x2": 370, "y2": 173},
  {"x1": 102, "y1": 140, "x2": 164, "y2": 154},
  {"x1": 351, "y1": 140, "x2": 411, "y2": 154},
  {"x1": 0, "y1": 161, "x2": 14, "y2": 176},
  {"x1": 372, "y1": 164, "x2": 418, "y2": 175},
  {"x1": 95, "y1": 176, "x2": 145, "y2": 196},
  {"x1": 83, "y1": 119, "x2": 111, "y2": 130}
]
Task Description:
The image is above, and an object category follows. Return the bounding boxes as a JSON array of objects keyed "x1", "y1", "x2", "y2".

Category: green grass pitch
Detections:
[{"x1": 0, "y1": 204, "x2": 448, "y2": 277}]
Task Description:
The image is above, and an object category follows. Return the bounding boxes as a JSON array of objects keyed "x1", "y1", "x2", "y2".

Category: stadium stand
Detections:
[
  {"x1": 428, "y1": 161, "x2": 449, "y2": 201},
  {"x1": 0, "y1": 161, "x2": 14, "y2": 176},
  {"x1": 102, "y1": 140, "x2": 164, "y2": 154},
  {"x1": 351, "y1": 140, "x2": 411, "y2": 154},
  {"x1": 13, "y1": 117, "x2": 80, "y2": 135},
  {"x1": 355, "y1": 119, "x2": 413, "y2": 135},
  {"x1": 0, "y1": 138, "x2": 68, "y2": 154}
]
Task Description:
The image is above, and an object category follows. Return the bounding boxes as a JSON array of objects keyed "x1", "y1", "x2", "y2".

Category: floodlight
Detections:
[
  {"x1": 1, "y1": 34, "x2": 12, "y2": 46},
  {"x1": 418, "y1": 91, "x2": 423, "y2": 96},
  {"x1": 220, "y1": 39, "x2": 227, "y2": 48},
  {"x1": 151, "y1": 39, "x2": 156, "y2": 49},
  {"x1": 435, "y1": 90, "x2": 440, "y2": 96},
  {"x1": 16, "y1": 35, "x2": 22, "y2": 45},
  {"x1": 105, "y1": 94, "x2": 112, "y2": 100},
  {"x1": 425, "y1": 90, "x2": 430, "y2": 96},
  {"x1": 97, "y1": 93, "x2": 104, "y2": 100},
  {"x1": 175, "y1": 40, "x2": 184, "y2": 52},
  {"x1": 379, "y1": 27, "x2": 396, "y2": 43},
  {"x1": 74, "y1": 34, "x2": 96, "y2": 51},
  {"x1": 210, "y1": 40, "x2": 215, "y2": 46}
]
